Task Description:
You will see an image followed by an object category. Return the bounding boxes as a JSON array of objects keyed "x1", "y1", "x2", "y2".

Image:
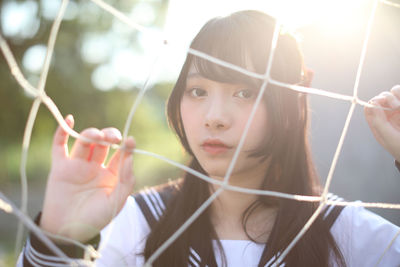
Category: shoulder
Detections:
[
  {"x1": 132, "y1": 179, "x2": 182, "y2": 227},
  {"x1": 96, "y1": 196, "x2": 150, "y2": 265},
  {"x1": 95, "y1": 178, "x2": 181, "y2": 266},
  {"x1": 95, "y1": 180, "x2": 182, "y2": 266},
  {"x1": 133, "y1": 178, "x2": 183, "y2": 201},
  {"x1": 331, "y1": 203, "x2": 400, "y2": 266},
  {"x1": 332, "y1": 203, "x2": 400, "y2": 237},
  {"x1": 100, "y1": 179, "x2": 182, "y2": 241}
]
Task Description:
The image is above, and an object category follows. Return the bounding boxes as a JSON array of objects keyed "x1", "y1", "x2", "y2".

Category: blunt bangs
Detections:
[{"x1": 189, "y1": 10, "x2": 278, "y2": 88}]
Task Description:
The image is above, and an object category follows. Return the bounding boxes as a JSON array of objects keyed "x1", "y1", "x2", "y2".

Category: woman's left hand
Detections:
[{"x1": 364, "y1": 85, "x2": 400, "y2": 162}]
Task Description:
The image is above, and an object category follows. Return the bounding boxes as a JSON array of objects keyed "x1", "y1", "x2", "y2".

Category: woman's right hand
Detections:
[{"x1": 40, "y1": 115, "x2": 136, "y2": 242}]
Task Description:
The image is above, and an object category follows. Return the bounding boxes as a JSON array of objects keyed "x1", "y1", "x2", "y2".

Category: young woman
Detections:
[{"x1": 19, "y1": 10, "x2": 400, "y2": 267}]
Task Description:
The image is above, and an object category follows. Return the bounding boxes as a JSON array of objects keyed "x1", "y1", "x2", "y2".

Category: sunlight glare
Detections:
[{"x1": 249, "y1": 0, "x2": 366, "y2": 30}]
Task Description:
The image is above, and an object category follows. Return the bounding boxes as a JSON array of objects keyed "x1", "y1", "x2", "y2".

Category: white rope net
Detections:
[{"x1": 0, "y1": 0, "x2": 400, "y2": 266}]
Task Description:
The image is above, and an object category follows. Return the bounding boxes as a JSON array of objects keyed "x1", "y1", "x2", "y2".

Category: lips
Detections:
[{"x1": 201, "y1": 139, "x2": 232, "y2": 155}]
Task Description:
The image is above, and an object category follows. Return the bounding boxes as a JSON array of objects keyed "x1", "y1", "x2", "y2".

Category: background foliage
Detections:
[{"x1": 0, "y1": 0, "x2": 188, "y2": 263}]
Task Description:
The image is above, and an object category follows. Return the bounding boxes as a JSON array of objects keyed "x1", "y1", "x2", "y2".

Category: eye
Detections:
[
  {"x1": 234, "y1": 89, "x2": 254, "y2": 99},
  {"x1": 188, "y1": 88, "x2": 207, "y2": 97}
]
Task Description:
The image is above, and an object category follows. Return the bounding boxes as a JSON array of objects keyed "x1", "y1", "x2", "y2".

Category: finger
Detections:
[
  {"x1": 365, "y1": 96, "x2": 387, "y2": 127},
  {"x1": 367, "y1": 93, "x2": 389, "y2": 110},
  {"x1": 386, "y1": 94, "x2": 400, "y2": 110},
  {"x1": 109, "y1": 154, "x2": 135, "y2": 211},
  {"x1": 107, "y1": 137, "x2": 135, "y2": 175},
  {"x1": 380, "y1": 91, "x2": 400, "y2": 109},
  {"x1": 365, "y1": 97, "x2": 400, "y2": 141},
  {"x1": 89, "y1": 128, "x2": 122, "y2": 164},
  {"x1": 390, "y1": 85, "x2": 400, "y2": 101},
  {"x1": 52, "y1": 115, "x2": 74, "y2": 159},
  {"x1": 102, "y1": 128, "x2": 122, "y2": 144},
  {"x1": 364, "y1": 93, "x2": 399, "y2": 139},
  {"x1": 121, "y1": 154, "x2": 134, "y2": 185},
  {"x1": 70, "y1": 128, "x2": 103, "y2": 160}
]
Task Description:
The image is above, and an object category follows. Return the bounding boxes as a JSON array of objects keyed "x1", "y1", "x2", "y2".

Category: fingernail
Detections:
[
  {"x1": 65, "y1": 114, "x2": 74, "y2": 126},
  {"x1": 115, "y1": 131, "x2": 122, "y2": 141}
]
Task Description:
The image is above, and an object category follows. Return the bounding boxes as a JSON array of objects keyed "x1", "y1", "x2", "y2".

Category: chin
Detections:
[
  {"x1": 202, "y1": 167, "x2": 226, "y2": 180},
  {"x1": 196, "y1": 157, "x2": 233, "y2": 179},
  {"x1": 209, "y1": 173, "x2": 226, "y2": 180}
]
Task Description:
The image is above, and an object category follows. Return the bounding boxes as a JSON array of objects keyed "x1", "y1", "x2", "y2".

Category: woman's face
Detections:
[{"x1": 180, "y1": 68, "x2": 270, "y2": 183}]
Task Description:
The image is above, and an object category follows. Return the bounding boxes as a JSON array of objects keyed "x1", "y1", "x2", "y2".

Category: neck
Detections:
[
  {"x1": 208, "y1": 162, "x2": 276, "y2": 241},
  {"x1": 210, "y1": 184, "x2": 259, "y2": 221}
]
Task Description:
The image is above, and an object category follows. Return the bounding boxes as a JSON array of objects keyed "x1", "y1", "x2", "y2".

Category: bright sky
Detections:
[
  {"x1": 164, "y1": 0, "x2": 365, "y2": 41},
  {"x1": 1, "y1": 0, "x2": 367, "y2": 90},
  {"x1": 157, "y1": 0, "x2": 366, "y2": 83}
]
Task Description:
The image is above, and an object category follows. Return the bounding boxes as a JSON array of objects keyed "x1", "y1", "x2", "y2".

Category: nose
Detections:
[{"x1": 204, "y1": 96, "x2": 231, "y2": 130}]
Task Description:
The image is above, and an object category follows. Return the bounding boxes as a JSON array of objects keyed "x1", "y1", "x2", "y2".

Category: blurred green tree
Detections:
[
  {"x1": 0, "y1": 2, "x2": 187, "y2": 254},
  {"x1": 0, "y1": 0, "x2": 187, "y2": 188}
]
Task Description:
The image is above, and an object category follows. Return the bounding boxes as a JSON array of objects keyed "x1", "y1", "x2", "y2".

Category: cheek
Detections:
[
  {"x1": 180, "y1": 100, "x2": 197, "y2": 139},
  {"x1": 180, "y1": 103, "x2": 189, "y2": 132},
  {"x1": 245, "y1": 106, "x2": 269, "y2": 146}
]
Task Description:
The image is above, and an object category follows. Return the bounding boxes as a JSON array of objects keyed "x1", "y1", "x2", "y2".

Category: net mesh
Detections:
[{"x1": 1, "y1": 0, "x2": 400, "y2": 266}]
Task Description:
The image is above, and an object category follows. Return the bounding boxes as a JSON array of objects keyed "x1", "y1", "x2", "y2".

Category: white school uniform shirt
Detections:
[{"x1": 94, "y1": 196, "x2": 400, "y2": 267}]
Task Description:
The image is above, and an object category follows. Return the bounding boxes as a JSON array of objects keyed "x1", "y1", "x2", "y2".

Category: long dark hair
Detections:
[{"x1": 144, "y1": 10, "x2": 345, "y2": 267}]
